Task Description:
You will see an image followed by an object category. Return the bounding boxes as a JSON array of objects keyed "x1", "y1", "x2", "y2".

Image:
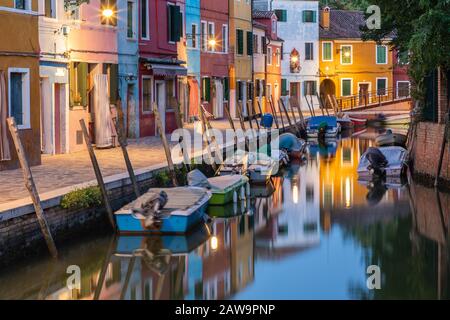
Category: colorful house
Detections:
[
  {"x1": 319, "y1": 7, "x2": 394, "y2": 106},
  {"x1": 393, "y1": 49, "x2": 411, "y2": 99},
  {"x1": 256, "y1": 0, "x2": 320, "y2": 111},
  {"x1": 252, "y1": 21, "x2": 267, "y2": 112},
  {"x1": 229, "y1": 0, "x2": 253, "y2": 117},
  {"x1": 200, "y1": 0, "x2": 230, "y2": 119},
  {"x1": 38, "y1": 0, "x2": 70, "y2": 155},
  {"x1": 0, "y1": 0, "x2": 41, "y2": 170},
  {"x1": 66, "y1": 1, "x2": 119, "y2": 151},
  {"x1": 138, "y1": 0, "x2": 187, "y2": 137},
  {"x1": 117, "y1": 0, "x2": 139, "y2": 138},
  {"x1": 185, "y1": 0, "x2": 201, "y2": 121},
  {"x1": 253, "y1": 11, "x2": 283, "y2": 113}
]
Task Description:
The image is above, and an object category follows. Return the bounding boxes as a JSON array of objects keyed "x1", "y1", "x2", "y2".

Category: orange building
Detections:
[{"x1": 318, "y1": 7, "x2": 394, "y2": 106}]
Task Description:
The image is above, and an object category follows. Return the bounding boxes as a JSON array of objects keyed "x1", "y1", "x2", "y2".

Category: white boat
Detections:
[
  {"x1": 357, "y1": 146, "x2": 408, "y2": 179},
  {"x1": 307, "y1": 116, "x2": 340, "y2": 138}
]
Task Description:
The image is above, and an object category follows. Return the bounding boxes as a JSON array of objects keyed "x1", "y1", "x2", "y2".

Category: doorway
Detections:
[
  {"x1": 40, "y1": 78, "x2": 64, "y2": 154},
  {"x1": 358, "y1": 83, "x2": 370, "y2": 106},
  {"x1": 155, "y1": 80, "x2": 166, "y2": 135}
]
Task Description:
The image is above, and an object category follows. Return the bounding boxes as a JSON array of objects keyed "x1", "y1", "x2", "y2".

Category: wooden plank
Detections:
[
  {"x1": 327, "y1": 95, "x2": 337, "y2": 115},
  {"x1": 247, "y1": 100, "x2": 260, "y2": 130},
  {"x1": 289, "y1": 97, "x2": 306, "y2": 130},
  {"x1": 6, "y1": 117, "x2": 58, "y2": 258},
  {"x1": 153, "y1": 103, "x2": 178, "y2": 187},
  {"x1": 113, "y1": 118, "x2": 140, "y2": 198},
  {"x1": 278, "y1": 98, "x2": 295, "y2": 130},
  {"x1": 267, "y1": 97, "x2": 280, "y2": 129}
]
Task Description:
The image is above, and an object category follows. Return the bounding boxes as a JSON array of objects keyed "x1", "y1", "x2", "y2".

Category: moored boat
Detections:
[
  {"x1": 382, "y1": 113, "x2": 411, "y2": 126},
  {"x1": 279, "y1": 132, "x2": 307, "y2": 159},
  {"x1": 357, "y1": 146, "x2": 408, "y2": 179},
  {"x1": 348, "y1": 116, "x2": 367, "y2": 127},
  {"x1": 375, "y1": 129, "x2": 407, "y2": 147},
  {"x1": 115, "y1": 187, "x2": 211, "y2": 234},
  {"x1": 306, "y1": 116, "x2": 340, "y2": 138}
]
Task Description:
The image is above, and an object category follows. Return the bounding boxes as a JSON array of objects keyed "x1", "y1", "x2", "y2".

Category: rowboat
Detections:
[
  {"x1": 357, "y1": 146, "x2": 408, "y2": 179},
  {"x1": 188, "y1": 169, "x2": 249, "y2": 205},
  {"x1": 375, "y1": 129, "x2": 407, "y2": 147},
  {"x1": 115, "y1": 187, "x2": 211, "y2": 234},
  {"x1": 307, "y1": 116, "x2": 340, "y2": 138}
]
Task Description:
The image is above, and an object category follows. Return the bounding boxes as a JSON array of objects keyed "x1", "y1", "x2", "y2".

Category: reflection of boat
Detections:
[
  {"x1": 219, "y1": 150, "x2": 248, "y2": 176},
  {"x1": 207, "y1": 200, "x2": 248, "y2": 217},
  {"x1": 357, "y1": 146, "x2": 408, "y2": 179},
  {"x1": 250, "y1": 179, "x2": 276, "y2": 198},
  {"x1": 307, "y1": 116, "x2": 340, "y2": 138},
  {"x1": 348, "y1": 116, "x2": 367, "y2": 127},
  {"x1": 375, "y1": 129, "x2": 407, "y2": 147},
  {"x1": 188, "y1": 169, "x2": 249, "y2": 205},
  {"x1": 308, "y1": 140, "x2": 337, "y2": 158},
  {"x1": 115, "y1": 187, "x2": 211, "y2": 234},
  {"x1": 382, "y1": 114, "x2": 411, "y2": 126}
]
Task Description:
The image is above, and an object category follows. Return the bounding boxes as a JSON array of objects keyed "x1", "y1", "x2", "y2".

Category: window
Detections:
[
  {"x1": 44, "y1": 0, "x2": 56, "y2": 18},
  {"x1": 274, "y1": 9, "x2": 287, "y2": 22},
  {"x1": 127, "y1": 1, "x2": 134, "y2": 38},
  {"x1": 305, "y1": 43, "x2": 314, "y2": 60},
  {"x1": 267, "y1": 47, "x2": 273, "y2": 65},
  {"x1": 303, "y1": 81, "x2": 316, "y2": 96},
  {"x1": 100, "y1": 0, "x2": 117, "y2": 26},
  {"x1": 236, "y1": 29, "x2": 244, "y2": 55},
  {"x1": 207, "y1": 22, "x2": 215, "y2": 52},
  {"x1": 168, "y1": 4, "x2": 182, "y2": 43},
  {"x1": 261, "y1": 36, "x2": 267, "y2": 54},
  {"x1": 223, "y1": 78, "x2": 229, "y2": 101},
  {"x1": 376, "y1": 45, "x2": 387, "y2": 64},
  {"x1": 69, "y1": 62, "x2": 88, "y2": 107},
  {"x1": 201, "y1": 21, "x2": 207, "y2": 52},
  {"x1": 341, "y1": 79, "x2": 352, "y2": 96},
  {"x1": 191, "y1": 24, "x2": 198, "y2": 48},
  {"x1": 246, "y1": 31, "x2": 253, "y2": 56},
  {"x1": 322, "y1": 42, "x2": 332, "y2": 61},
  {"x1": 272, "y1": 19, "x2": 277, "y2": 34},
  {"x1": 140, "y1": 0, "x2": 149, "y2": 39},
  {"x1": 276, "y1": 48, "x2": 281, "y2": 66},
  {"x1": 253, "y1": 34, "x2": 259, "y2": 54},
  {"x1": 8, "y1": 68, "x2": 30, "y2": 129},
  {"x1": 15, "y1": 0, "x2": 27, "y2": 10},
  {"x1": 376, "y1": 78, "x2": 387, "y2": 96},
  {"x1": 237, "y1": 81, "x2": 244, "y2": 101},
  {"x1": 341, "y1": 45, "x2": 352, "y2": 64},
  {"x1": 222, "y1": 25, "x2": 228, "y2": 53},
  {"x1": 302, "y1": 10, "x2": 317, "y2": 23},
  {"x1": 397, "y1": 81, "x2": 410, "y2": 98},
  {"x1": 281, "y1": 79, "x2": 288, "y2": 96},
  {"x1": 266, "y1": 84, "x2": 272, "y2": 99},
  {"x1": 142, "y1": 77, "x2": 153, "y2": 112},
  {"x1": 247, "y1": 82, "x2": 253, "y2": 101},
  {"x1": 202, "y1": 77, "x2": 211, "y2": 102}
]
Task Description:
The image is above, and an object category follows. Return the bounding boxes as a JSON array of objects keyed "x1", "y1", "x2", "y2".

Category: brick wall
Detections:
[
  {"x1": 412, "y1": 122, "x2": 450, "y2": 183},
  {"x1": 438, "y1": 67, "x2": 449, "y2": 124}
]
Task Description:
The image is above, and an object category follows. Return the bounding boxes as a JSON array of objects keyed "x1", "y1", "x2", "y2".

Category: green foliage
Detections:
[
  {"x1": 154, "y1": 170, "x2": 172, "y2": 187},
  {"x1": 60, "y1": 186, "x2": 102, "y2": 210}
]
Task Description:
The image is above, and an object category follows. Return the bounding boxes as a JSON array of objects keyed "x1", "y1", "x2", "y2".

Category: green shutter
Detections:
[
  {"x1": 312, "y1": 11, "x2": 317, "y2": 23},
  {"x1": 247, "y1": 31, "x2": 253, "y2": 56},
  {"x1": 169, "y1": 5, "x2": 181, "y2": 42},
  {"x1": 275, "y1": 10, "x2": 287, "y2": 22},
  {"x1": 203, "y1": 77, "x2": 211, "y2": 102},
  {"x1": 302, "y1": 11, "x2": 306, "y2": 22},
  {"x1": 281, "y1": 79, "x2": 288, "y2": 96},
  {"x1": 377, "y1": 45, "x2": 386, "y2": 63},
  {"x1": 342, "y1": 80, "x2": 351, "y2": 96},
  {"x1": 323, "y1": 42, "x2": 331, "y2": 60},
  {"x1": 237, "y1": 30, "x2": 244, "y2": 55},
  {"x1": 224, "y1": 78, "x2": 229, "y2": 100},
  {"x1": 77, "y1": 62, "x2": 88, "y2": 106},
  {"x1": 109, "y1": 64, "x2": 118, "y2": 104},
  {"x1": 69, "y1": 62, "x2": 76, "y2": 107}
]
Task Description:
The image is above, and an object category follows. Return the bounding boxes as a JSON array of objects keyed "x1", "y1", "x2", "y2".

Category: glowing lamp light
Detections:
[
  {"x1": 292, "y1": 185, "x2": 299, "y2": 204},
  {"x1": 102, "y1": 8, "x2": 114, "y2": 18},
  {"x1": 208, "y1": 39, "x2": 217, "y2": 48},
  {"x1": 345, "y1": 177, "x2": 352, "y2": 208},
  {"x1": 344, "y1": 51, "x2": 351, "y2": 58},
  {"x1": 291, "y1": 55, "x2": 299, "y2": 63},
  {"x1": 210, "y1": 236, "x2": 218, "y2": 251}
]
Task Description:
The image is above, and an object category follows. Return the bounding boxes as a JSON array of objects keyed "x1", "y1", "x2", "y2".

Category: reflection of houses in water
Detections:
[
  {"x1": 317, "y1": 138, "x2": 408, "y2": 232},
  {"x1": 255, "y1": 163, "x2": 321, "y2": 259},
  {"x1": 253, "y1": 177, "x2": 284, "y2": 232}
]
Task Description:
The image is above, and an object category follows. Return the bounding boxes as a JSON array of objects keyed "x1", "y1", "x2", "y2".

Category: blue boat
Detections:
[
  {"x1": 307, "y1": 116, "x2": 340, "y2": 138},
  {"x1": 279, "y1": 133, "x2": 306, "y2": 159},
  {"x1": 115, "y1": 187, "x2": 212, "y2": 235}
]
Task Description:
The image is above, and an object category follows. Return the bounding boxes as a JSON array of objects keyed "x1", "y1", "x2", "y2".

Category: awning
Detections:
[{"x1": 148, "y1": 63, "x2": 187, "y2": 77}]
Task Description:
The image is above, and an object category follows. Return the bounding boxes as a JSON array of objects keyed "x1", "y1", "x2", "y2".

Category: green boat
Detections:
[
  {"x1": 207, "y1": 200, "x2": 248, "y2": 217},
  {"x1": 188, "y1": 169, "x2": 249, "y2": 205}
]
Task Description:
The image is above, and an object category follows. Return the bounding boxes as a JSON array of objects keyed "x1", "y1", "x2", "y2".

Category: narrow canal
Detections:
[{"x1": 1, "y1": 129, "x2": 449, "y2": 300}]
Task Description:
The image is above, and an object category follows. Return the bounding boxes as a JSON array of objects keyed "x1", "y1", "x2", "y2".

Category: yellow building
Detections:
[
  {"x1": 0, "y1": 0, "x2": 41, "y2": 170},
  {"x1": 319, "y1": 7, "x2": 393, "y2": 107},
  {"x1": 229, "y1": 0, "x2": 253, "y2": 118}
]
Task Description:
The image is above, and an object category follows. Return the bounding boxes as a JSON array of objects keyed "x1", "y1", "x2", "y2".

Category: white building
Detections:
[
  {"x1": 38, "y1": 0, "x2": 70, "y2": 154},
  {"x1": 254, "y1": 0, "x2": 320, "y2": 111}
]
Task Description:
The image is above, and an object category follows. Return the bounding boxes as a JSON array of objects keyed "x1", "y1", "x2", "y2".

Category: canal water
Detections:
[{"x1": 1, "y1": 128, "x2": 449, "y2": 300}]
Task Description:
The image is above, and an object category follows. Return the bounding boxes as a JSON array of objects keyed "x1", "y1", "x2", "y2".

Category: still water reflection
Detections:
[{"x1": 1, "y1": 131, "x2": 449, "y2": 300}]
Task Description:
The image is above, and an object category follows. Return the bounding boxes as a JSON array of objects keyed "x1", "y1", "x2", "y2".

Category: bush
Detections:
[{"x1": 60, "y1": 186, "x2": 103, "y2": 210}]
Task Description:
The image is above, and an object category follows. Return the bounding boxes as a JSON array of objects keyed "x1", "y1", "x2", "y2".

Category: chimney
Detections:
[{"x1": 321, "y1": 6, "x2": 330, "y2": 30}]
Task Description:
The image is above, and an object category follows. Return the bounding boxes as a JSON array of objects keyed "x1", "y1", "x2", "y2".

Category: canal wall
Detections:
[{"x1": 411, "y1": 122, "x2": 450, "y2": 187}]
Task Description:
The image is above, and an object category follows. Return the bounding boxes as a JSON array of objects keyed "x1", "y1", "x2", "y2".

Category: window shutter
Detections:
[
  {"x1": 261, "y1": 36, "x2": 267, "y2": 54},
  {"x1": 77, "y1": 62, "x2": 88, "y2": 106},
  {"x1": 224, "y1": 78, "x2": 229, "y2": 101},
  {"x1": 275, "y1": 10, "x2": 287, "y2": 22},
  {"x1": 204, "y1": 77, "x2": 211, "y2": 102},
  {"x1": 69, "y1": 62, "x2": 76, "y2": 107},
  {"x1": 302, "y1": 10, "x2": 306, "y2": 22},
  {"x1": 169, "y1": 5, "x2": 181, "y2": 42},
  {"x1": 246, "y1": 31, "x2": 253, "y2": 56},
  {"x1": 237, "y1": 30, "x2": 244, "y2": 55},
  {"x1": 109, "y1": 64, "x2": 118, "y2": 104},
  {"x1": 281, "y1": 79, "x2": 288, "y2": 96},
  {"x1": 312, "y1": 11, "x2": 317, "y2": 23}
]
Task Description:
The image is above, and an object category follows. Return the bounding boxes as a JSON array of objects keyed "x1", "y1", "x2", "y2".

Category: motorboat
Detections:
[
  {"x1": 279, "y1": 132, "x2": 307, "y2": 159},
  {"x1": 306, "y1": 116, "x2": 340, "y2": 138},
  {"x1": 375, "y1": 129, "x2": 407, "y2": 147},
  {"x1": 115, "y1": 187, "x2": 211, "y2": 234},
  {"x1": 357, "y1": 146, "x2": 408, "y2": 179}
]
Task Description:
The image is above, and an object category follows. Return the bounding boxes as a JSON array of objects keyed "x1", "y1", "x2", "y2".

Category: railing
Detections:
[{"x1": 330, "y1": 86, "x2": 411, "y2": 111}]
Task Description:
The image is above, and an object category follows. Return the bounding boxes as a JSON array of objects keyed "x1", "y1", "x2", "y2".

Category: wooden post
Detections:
[
  {"x1": 434, "y1": 113, "x2": 449, "y2": 187},
  {"x1": 316, "y1": 93, "x2": 325, "y2": 116},
  {"x1": 289, "y1": 97, "x2": 306, "y2": 130},
  {"x1": 201, "y1": 105, "x2": 223, "y2": 165},
  {"x1": 199, "y1": 106, "x2": 218, "y2": 171},
  {"x1": 94, "y1": 236, "x2": 117, "y2": 300},
  {"x1": 267, "y1": 97, "x2": 280, "y2": 130},
  {"x1": 6, "y1": 117, "x2": 58, "y2": 258},
  {"x1": 173, "y1": 99, "x2": 191, "y2": 172},
  {"x1": 327, "y1": 95, "x2": 336, "y2": 115},
  {"x1": 224, "y1": 103, "x2": 236, "y2": 131},
  {"x1": 153, "y1": 103, "x2": 178, "y2": 187},
  {"x1": 248, "y1": 100, "x2": 260, "y2": 130},
  {"x1": 113, "y1": 118, "x2": 140, "y2": 198},
  {"x1": 120, "y1": 256, "x2": 136, "y2": 300},
  {"x1": 278, "y1": 99, "x2": 294, "y2": 129},
  {"x1": 79, "y1": 119, "x2": 116, "y2": 230}
]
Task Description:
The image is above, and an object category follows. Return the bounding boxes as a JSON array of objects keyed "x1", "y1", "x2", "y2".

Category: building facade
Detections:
[
  {"x1": 0, "y1": 0, "x2": 41, "y2": 170},
  {"x1": 229, "y1": 0, "x2": 253, "y2": 117},
  {"x1": 319, "y1": 7, "x2": 393, "y2": 106},
  {"x1": 393, "y1": 49, "x2": 410, "y2": 99},
  {"x1": 138, "y1": 0, "x2": 187, "y2": 137},
  {"x1": 200, "y1": 0, "x2": 230, "y2": 119}
]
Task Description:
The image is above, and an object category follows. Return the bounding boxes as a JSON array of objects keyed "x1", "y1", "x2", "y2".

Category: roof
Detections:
[
  {"x1": 253, "y1": 10, "x2": 276, "y2": 20},
  {"x1": 253, "y1": 21, "x2": 267, "y2": 30},
  {"x1": 320, "y1": 10, "x2": 366, "y2": 39}
]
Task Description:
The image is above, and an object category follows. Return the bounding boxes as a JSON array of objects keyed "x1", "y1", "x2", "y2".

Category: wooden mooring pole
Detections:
[
  {"x1": 79, "y1": 119, "x2": 116, "y2": 230},
  {"x1": 7, "y1": 117, "x2": 58, "y2": 258}
]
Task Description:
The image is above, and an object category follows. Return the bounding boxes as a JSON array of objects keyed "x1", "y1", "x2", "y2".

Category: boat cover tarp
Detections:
[
  {"x1": 358, "y1": 147, "x2": 407, "y2": 170},
  {"x1": 307, "y1": 116, "x2": 337, "y2": 129},
  {"x1": 279, "y1": 133, "x2": 302, "y2": 152}
]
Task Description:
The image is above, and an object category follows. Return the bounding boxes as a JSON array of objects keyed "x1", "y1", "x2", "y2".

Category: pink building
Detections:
[
  {"x1": 67, "y1": 1, "x2": 119, "y2": 151},
  {"x1": 393, "y1": 50, "x2": 410, "y2": 99}
]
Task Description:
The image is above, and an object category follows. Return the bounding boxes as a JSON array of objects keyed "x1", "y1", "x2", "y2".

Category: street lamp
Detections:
[
  {"x1": 291, "y1": 55, "x2": 299, "y2": 63},
  {"x1": 208, "y1": 38, "x2": 217, "y2": 49},
  {"x1": 102, "y1": 8, "x2": 114, "y2": 18}
]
